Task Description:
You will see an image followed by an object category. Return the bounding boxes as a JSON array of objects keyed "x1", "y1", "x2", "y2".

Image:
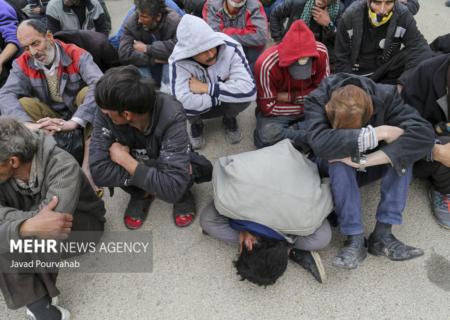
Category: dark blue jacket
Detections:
[{"x1": 28, "y1": 0, "x2": 50, "y2": 14}]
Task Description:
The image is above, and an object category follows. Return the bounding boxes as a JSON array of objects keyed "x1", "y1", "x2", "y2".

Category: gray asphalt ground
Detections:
[{"x1": 2, "y1": 1, "x2": 450, "y2": 319}]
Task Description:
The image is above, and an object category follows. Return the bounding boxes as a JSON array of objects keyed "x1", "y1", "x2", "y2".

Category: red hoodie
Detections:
[{"x1": 255, "y1": 20, "x2": 330, "y2": 117}]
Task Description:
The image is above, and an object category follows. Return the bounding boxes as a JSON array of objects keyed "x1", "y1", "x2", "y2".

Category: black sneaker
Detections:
[
  {"x1": 223, "y1": 117, "x2": 242, "y2": 144},
  {"x1": 368, "y1": 232, "x2": 424, "y2": 261},
  {"x1": 332, "y1": 235, "x2": 368, "y2": 269},
  {"x1": 190, "y1": 122, "x2": 204, "y2": 150},
  {"x1": 290, "y1": 249, "x2": 326, "y2": 284}
]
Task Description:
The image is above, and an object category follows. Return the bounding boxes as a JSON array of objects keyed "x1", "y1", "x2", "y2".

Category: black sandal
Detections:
[
  {"x1": 124, "y1": 196, "x2": 154, "y2": 230},
  {"x1": 173, "y1": 191, "x2": 196, "y2": 227}
]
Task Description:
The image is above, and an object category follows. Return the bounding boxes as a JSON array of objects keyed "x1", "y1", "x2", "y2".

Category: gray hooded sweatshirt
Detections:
[
  {"x1": 213, "y1": 139, "x2": 334, "y2": 244},
  {"x1": 169, "y1": 15, "x2": 256, "y2": 116}
]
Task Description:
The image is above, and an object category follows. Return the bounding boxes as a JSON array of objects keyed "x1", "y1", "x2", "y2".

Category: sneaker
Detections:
[
  {"x1": 223, "y1": 117, "x2": 242, "y2": 144},
  {"x1": 429, "y1": 188, "x2": 450, "y2": 229},
  {"x1": 446, "y1": 0, "x2": 450, "y2": 7},
  {"x1": 290, "y1": 249, "x2": 326, "y2": 284},
  {"x1": 190, "y1": 122, "x2": 205, "y2": 150},
  {"x1": 26, "y1": 305, "x2": 71, "y2": 320}
]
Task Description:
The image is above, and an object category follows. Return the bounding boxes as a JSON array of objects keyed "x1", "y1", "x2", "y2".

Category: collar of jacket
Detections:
[
  {"x1": 330, "y1": 74, "x2": 384, "y2": 117},
  {"x1": 62, "y1": 0, "x2": 94, "y2": 13},
  {"x1": 26, "y1": 40, "x2": 73, "y2": 71},
  {"x1": 222, "y1": 0, "x2": 245, "y2": 19}
]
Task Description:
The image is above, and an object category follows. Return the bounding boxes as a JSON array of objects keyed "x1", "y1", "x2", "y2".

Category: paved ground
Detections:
[{"x1": 2, "y1": 1, "x2": 450, "y2": 319}]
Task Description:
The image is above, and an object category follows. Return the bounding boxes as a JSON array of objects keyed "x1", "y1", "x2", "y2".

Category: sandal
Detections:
[
  {"x1": 124, "y1": 196, "x2": 155, "y2": 230},
  {"x1": 173, "y1": 191, "x2": 196, "y2": 227}
]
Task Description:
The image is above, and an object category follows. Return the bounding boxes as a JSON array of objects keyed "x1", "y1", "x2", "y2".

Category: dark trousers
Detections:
[
  {"x1": 369, "y1": 49, "x2": 407, "y2": 85},
  {"x1": 187, "y1": 101, "x2": 251, "y2": 125},
  {"x1": 0, "y1": 212, "x2": 105, "y2": 310},
  {"x1": 414, "y1": 136, "x2": 450, "y2": 194},
  {"x1": 314, "y1": 158, "x2": 412, "y2": 235}
]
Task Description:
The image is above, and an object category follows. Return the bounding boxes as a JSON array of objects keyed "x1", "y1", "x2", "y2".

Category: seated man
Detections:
[
  {"x1": 28, "y1": 0, "x2": 51, "y2": 22},
  {"x1": 119, "y1": 0, "x2": 181, "y2": 90},
  {"x1": 200, "y1": 140, "x2": 333, "y2": 285},
  {"x1": 0, "y1": 0, "x2": 24, "y2": 88},
  {"x1": 108, "y1": 1, "x2": 184, "y2": 50},
  {"x1": 203, "y1": 0, "x2": 268, "y2": 73},
  {"x1": 0, "y1": 20, "x2": 103, "y2": 194},
  {"x1": 334, "y1": 0, "x2": 430, "y2": 93},
  {"x1": 169, "y1": 15, "x2": 256, "y2": 149},
  {"x1": 342, "y1": 0, "x2": 419, "y2": 14},
  {"x1": 90, "y1": 66, "x2": 212, "y2": 229},
  {"x1": 254, "y1": 20, "x2": 329, "y2": 149},
  {"x1": 46, "y1": 0, "x2": 109, "y2": 38},
  {"x1": 0, "y1": 117, "x2": 106, "y2": 320},
  {"x1": 401, "y1": 54, "x2": 450, "y2": 229},
  {"x1": 270, "y1": 0, "x2": 344, "y2": 64},
  {"x1": 304, "y1": 73, "x2": 435, "y2": 269}
]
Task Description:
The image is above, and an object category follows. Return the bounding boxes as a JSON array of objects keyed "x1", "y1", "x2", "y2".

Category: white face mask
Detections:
[{"x1": 227, "y1": 0, "x2": 246, "y2": 8}]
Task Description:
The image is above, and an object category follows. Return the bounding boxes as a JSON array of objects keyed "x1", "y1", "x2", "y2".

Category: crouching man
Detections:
[
  {"x1": 200, "y1": 140, "x2": 333, "y2": 285},
  {"x1": 304, "y1": 73, "x2": 435, "y2": 269},
  {"x1": 90, "y1": 66, "x2": 212, "y2": 229},
  {"x1": 0, "y1": 117, "x2": 106, "y2": 319}
]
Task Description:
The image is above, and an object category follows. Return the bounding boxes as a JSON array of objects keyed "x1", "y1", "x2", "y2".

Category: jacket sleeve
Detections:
[
  {"x1": 208, "y1": 42, "x2": 256, "y2": 103},
  {"x1": 0, "y1": 60, "x2": 34, "y2": 122},
  {"x1": 119, "y1": 17, "x2": 154, "y2": 67},
  {"x1": 323, "y1": 1, "x2": 344, "y2": 46},
  {"x1": 0, "y1": 3, "x2": 21, "y2": 48},
  {"x1": 269, "y1": 0, "x2": 293, "y2": 42},
  {"x1": 74, "y1": 52, "x2": 103, "y2": 125},
  {"x1": 400, "y1": 62, "x2": 427, "y2": 117},
  {"x1": 94, "y1": 12, "x2": 110, "y2": 37},
  {"x1": 89, "y1": 108, "x2": 131, "y2": 187},
  {"x1": 334, "y1": 11, "x2": 353, "y2": 73},
  {"x1": 223, "y1": 4, "x2": 268, "y2": 48},
  {"x1": 402, "y1": 0, "x2": 419, "y2": 15},
  {"x1": 127, "y1": 111, "x2": 191, "y2": 203},
  {"x1": 397, "y1": 13, "x2": 431, "y2": 86},
  {"x1": 170, "y1": 61, "x2": 217, "y2": 115},
  {"x1": 203, "y1": 0, "x2": 223, "y2": 32}
]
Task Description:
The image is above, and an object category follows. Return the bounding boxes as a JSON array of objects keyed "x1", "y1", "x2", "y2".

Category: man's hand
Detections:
[
  {"x1": 329, "y1": 157, "x2": 359, "y2": 168},
  {"x1": 374, "y1": 125, "x2": 405, "y2": 144},
  {"x1": 397, "y1": 84, "x2": 403, "y2": 93},
  {"x1": 109, "y1": 142, "x2": 131, "y2": 164},
  {"x1": 189, "y1": 77, "x2": 209, "y2": 94},
  {"x1": 36, "y1": 118, "x2": 79, "y2": 133},
  {"x1": 30, "y1": 7, "x2": 41, "y2": 14},
  {"x1": 133, "y1": 40, "x2": 147, "y2": 53},
  {"x1": 432, "y1": 143, "x2": 450, "y2": 167},
  {"x1": 222, "y1": 28, "x2": 227, "y2": 33},
  {"x1": 155, "y1": 59, "x2": 168, "y2": 64},
  {"x1": 276, "y1": 91, "x2": 290, "y2": 103},
  {"x1": 312, "y1": 6, "x2": 331, "y2": 27},
  {"x1": 19, "y1": 196, "x2": 73, "y2": 239},
  {"x1": 275, "y1": 40, "x2": 282, "y2": 45}
]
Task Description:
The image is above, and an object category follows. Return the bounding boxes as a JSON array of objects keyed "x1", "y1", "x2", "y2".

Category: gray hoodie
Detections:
[
  {"x1": 213, "y1": 140, "x2": 334, "y2": 243},
  {"x1": 169, "y1": 15, "x2": 256, "y2": 116}
]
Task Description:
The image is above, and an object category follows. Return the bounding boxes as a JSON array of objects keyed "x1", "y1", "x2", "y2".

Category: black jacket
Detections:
[
  {"x1": 54, "y1": 29, "x2": 120, "y2": 72},
  {"x1": 89, "y1": 93, "x2": 191, "y2": 203},
  {"x1": 334, "y1": 1, "x2": 431, "y2": 86},
  {"x1": 270, "y1": 0, "x2": 344, "y2": 45},
  {"x1": 401, "y1": 54, "x2": 450, "y2": 127},
  {"x1": 304, "y1": 73, "x2": 435, "y2": 176},
  {"x1": 119, "y1": 7, "x2": 181, "y2": 67}
]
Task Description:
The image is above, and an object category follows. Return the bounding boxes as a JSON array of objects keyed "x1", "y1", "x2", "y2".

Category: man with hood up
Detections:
[
  {"x1": 169, "y1": 15, "x2": 256, "y2": 150},
  {"x1": 334, "y1": 0, "x2": 430, "y2": 93},
  {"x1": 253, "y1": 20, "x2": 329, "y2": 149}
]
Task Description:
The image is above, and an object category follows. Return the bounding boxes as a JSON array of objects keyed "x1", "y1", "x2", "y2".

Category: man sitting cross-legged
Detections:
[
  {"x1": 200, "y1": 140, "x2": 333, "y2": 285},
  {"x1": 304, "y1": 73, "x2": 435, "y2": 269},
  {"x1": 0, "y1": 116, "x2": 106, "y2": 320},
  {"x1": 90, "y1": 66, "x2": 212, "y2": 229},
  {"x1": 253, "y1": 20, "x2": 329, "y2": 149},
  {"x1": 169, "y1": 15, "x2": 256, "y2": 150},
  {"x1": 0, "y1": 20, "x2": 103, "y2": 194}
]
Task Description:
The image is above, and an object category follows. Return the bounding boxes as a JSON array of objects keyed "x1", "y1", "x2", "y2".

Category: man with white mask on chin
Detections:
[{"x1": 203, "y1": 0, "x2": 268, "y2": 73}]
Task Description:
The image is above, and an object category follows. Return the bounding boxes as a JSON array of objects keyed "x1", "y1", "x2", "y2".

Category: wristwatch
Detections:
[
  {"x1": 324, "y1": 21, "x2": 334, "y2": 33},
  {"x1": 357, "y1": 154, "x2": 367, "y2": 172}
]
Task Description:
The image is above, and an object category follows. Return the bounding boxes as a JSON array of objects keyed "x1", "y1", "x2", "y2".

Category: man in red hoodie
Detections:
[{"x1": 253, "y1": 20, "x2": 329, "y2": 149}]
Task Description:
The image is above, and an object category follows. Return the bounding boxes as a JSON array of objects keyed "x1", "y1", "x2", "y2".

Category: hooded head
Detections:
[
  {"x1": 277, "y1": 20, "x2": 319, "y2": 80},
  {"x1": 170, "y1": 15, "x2": 226, "y2": 64}
]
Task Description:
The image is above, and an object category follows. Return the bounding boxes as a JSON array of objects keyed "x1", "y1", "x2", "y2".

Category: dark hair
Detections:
[
  {"x1": 134, "y1": 0, "x2": 166, "y2": 18},
  {"x1": 326, "y1": 85, "x2": 373, "y2": 129},
  {"x1": 233, "y1": 237, "x2": 288, "y2": 287},
  {"x1": 94, "y1": 66, "x2": 157, "y2": 115},
  {"x1": 17, "y1": 19, "x2": 48, "y2": 37},
  {"x1": 0, "y1": 116, "x2": 37, "y2": 164}
]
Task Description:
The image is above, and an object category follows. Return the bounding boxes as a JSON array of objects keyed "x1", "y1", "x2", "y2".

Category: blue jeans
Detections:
[
  {"x1": 138, "y1": 63, "x2": 170, "y2": 85},
  {"x1": 314, "y1": 158, "x2": 412, "y2": 235},
  {"x1": 253, "y1": 107, "x2": 306, "y2": 149},
  {"x1": 108, "y1": 1, "x2": 185, "y2": 50},
  {"x1": 243, "y1": 45, "x2": 266, "y2": 74},
  {"x1": 263, "y1": 0, "x2": 286, "y2": 21}
]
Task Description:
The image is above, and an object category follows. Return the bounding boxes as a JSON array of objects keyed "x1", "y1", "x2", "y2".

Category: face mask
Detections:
[{"x1": 368, "y1": 4, "x2": 393, "y2": 27}]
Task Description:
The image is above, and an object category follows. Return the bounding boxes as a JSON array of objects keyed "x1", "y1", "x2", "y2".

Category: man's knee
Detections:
[
  {"x1": 76, "y1": 87, "x2": 89, "y2": 107},
  {"x1": 255, "y1": 122, "x2": 285, "y2": 146}
]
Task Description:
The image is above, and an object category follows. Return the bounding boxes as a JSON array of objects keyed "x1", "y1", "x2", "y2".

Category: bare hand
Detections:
[
  {"x1": 109, "y1": 142, "x2": 130, "y2": 164},
  {"x1": 155, "y1": 59, "x2": 168, "y2": 64},
  {"x1": 432, "y1": 143, "x2": 450, "y2": 167},
  {"x1": 329, "y1": 157, "x2": 359, "y2": 168},
  {"x1": 275, "y1": 40, "x2": 281, "y2": 45},
  {"x1": 383, "y1": 126, "x2": 405, "y2": 144},
  {"x1": 133, "y1": 40, "x2": 147, "y2": 53},
  {"x1": 312, "y1": 6, "x2": 331, "y2": 27},
  {"x1": 24, "y1": 121, "x2": 56, "y2": 136},
  {"x1": 276, "y1": 91, "x2": 290, "y2": 103},
  {"x1": 189, "y1": 77, "x2": 209, "y2": 94},
  {"x1": 30, "y1": 7, "x2": 41, "y2": 14},
  {"x1": 36, "y1": 118, "x2": 79, "y2": 133},
  {"x1": 190, "y1": 164, "x2": 193, "y2": 175},
  {"x1": 19, "y1": 196, "x2": 73, "y2": 239},
  {"x1": 397, "y1": 84, "x2": 403, "y2": 93}
]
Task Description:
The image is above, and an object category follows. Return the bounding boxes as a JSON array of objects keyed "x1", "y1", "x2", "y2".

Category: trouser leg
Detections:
[
  {"x1": 187, "y1": 101, "x2": 251, "y2": 123},
  {"x1": 292, "y1": 219, "x2": 332, "y2": 251},
  {"x1": 253, "y1": 107, "x2": 306, "y2": 148},
  {"x1": 243, "y1": 45, "x2": 266, "y2": 74},
  {"x1": 369, "y1": 49, "x2": 407, "y2": 85},
  {"x1": 19, "y1": 98, "x2": 60, "y2": 122},
  {"x1": 76, "y1": 86, "x2": 92, "y2": 141}
]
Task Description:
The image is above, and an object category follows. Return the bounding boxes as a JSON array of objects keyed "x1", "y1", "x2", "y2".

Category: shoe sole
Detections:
[
  {"x1": 428, "y1": 188, "x2": 450, "y2": 230},
  {"x1": 310, "y1": 251, "x2": 327, "y2": 284},
  {"x1": 368, "y1": 246, "x2": 424, "y2": 261}
]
